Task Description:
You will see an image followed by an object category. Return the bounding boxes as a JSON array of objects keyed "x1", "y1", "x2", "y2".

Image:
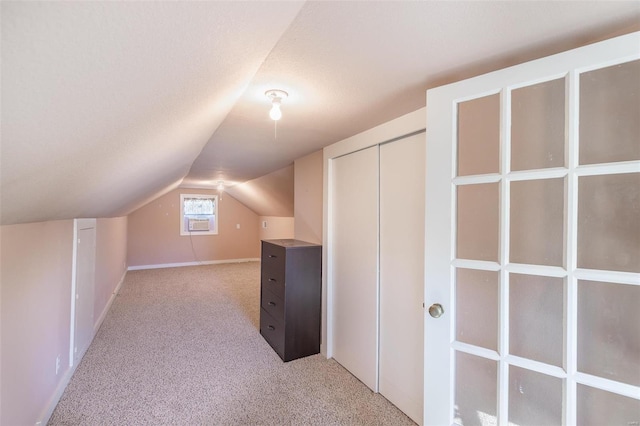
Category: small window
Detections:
[{"x1": 180, "y1": 194, "x2": 218, "y2": 236}]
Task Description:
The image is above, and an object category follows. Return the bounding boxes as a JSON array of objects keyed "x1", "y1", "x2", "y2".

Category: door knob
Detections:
[{"x1": 429, "y1": 303, "x2": 444, "y2": 318}]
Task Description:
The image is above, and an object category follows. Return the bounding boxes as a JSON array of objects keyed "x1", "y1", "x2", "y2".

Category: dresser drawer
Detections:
[
  {"x1": 261, "y1": 271, "x2": 285, "y2": 299},
  {"x1": 261, "y1": 287, "x2": 285, "y2": 323},
  {"x1": 261, "y1": 242, "x2": 286, "y2": 267},
  {"x1": 261, "y1": 242, "x2": 286, "y2": 299},
  {"x1": 260, "y1": 308, "x2": 285, "y2": 359}
]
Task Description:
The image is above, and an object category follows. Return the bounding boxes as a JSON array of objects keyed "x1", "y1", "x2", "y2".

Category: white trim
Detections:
[
  {"x1": 507, "y1": 168, "x2": 568, "y2": 181},
  {"x1": 505, "y1": 263, "x2": 567, "y2": 278},
  {"x1": 322, "y1": 157, "x2": 333, "y2": 358},
  {"x1": 564, "y1": 65, "x2": 580, "y2": 426},
  {"x1": 323, "y1": 108, "x2": 426, "y2": 160},
  {"x1": 574, "y1": 268, "x2": 640, "y2": 286},
  {"x1": 93, "y1": 269, "x2": 127, "y2": 333},
  {"x1": 574, "y1": 161, "x2": 640, "y2": 176},
  {"x1": 498, "y1": 87, "x2": 510, "y2": 426},
  {"x1": 452, "y1": 174, "x2": 502, "y2": 185},
  {"x1": 452, "y1": 259, "x2": 501, "y2": 271},
  {"x1": 69, "y1": 221, "x2": 79, "y2": 367},
  {"x1": 36, "y1": 359, "x2": 78, "y2": 426},
  {"x1": 127, "y1": 258, "x2": 259, "y2": 271},
  {"x1": 452, "y1": 341, "x2": 500, "y2": 361},
  {"x1": 375, "y1": 144, "x2": 381, "y2": 393},
  {"x1": 69, "y1": 218, "x2": 97, "y2": 368},
  {"x1": 575, "y1": 372, "x2": 640, "y2": 400},
  {"x1": 505, "y1": 354, "x2": 567, "y2": 379},
  {"x1": 507, "y1": 71, "x2": 570, "y2": 92}
]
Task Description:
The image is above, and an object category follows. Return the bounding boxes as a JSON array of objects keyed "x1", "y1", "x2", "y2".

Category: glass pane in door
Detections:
[
  {"x1": 511, "y1": 78, "x2": 565, "y2": 171},
  {"x1": 509, "y1": 274, "x2": 564, "y2": 367},
  {"x1": 577, "y1": 385, "x2": 640, "y2": 426},
  {"x1": 577, "y1": 173, "x2": 640, "y2": 273},
  {"x1": 457, "y1": 94, "x2": 500, "y2": 176},
  {"x1": 510, "y1": 178, "x2": 565, "y2": 266},
  {"x1": 457, "y1": 183, "x2": 500, "y2": 262},
  {"x1": 508, "y1": 366, "x2": 562, "y2": 426},
  {"x1": 454, "y1": 352, "x2": 497, "y2": 426},
  {"x1": 579, "y1": 59, "x2": 640, "y2": 165},
  {"x1": 456, "y1": 268, "x2": 499, "y2": 351},
  {"x1": 577, "y1": 279, "x2": 640, "y2": 386}
]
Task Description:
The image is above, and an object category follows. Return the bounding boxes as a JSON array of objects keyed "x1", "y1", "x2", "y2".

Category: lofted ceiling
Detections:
[{"x1": 2, "y1": 1, "x2": 639, "y2": 225}]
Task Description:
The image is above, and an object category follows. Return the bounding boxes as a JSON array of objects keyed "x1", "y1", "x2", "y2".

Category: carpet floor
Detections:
[{"x1": 49, "y1": 262, "x2": 416, "y2": 425}]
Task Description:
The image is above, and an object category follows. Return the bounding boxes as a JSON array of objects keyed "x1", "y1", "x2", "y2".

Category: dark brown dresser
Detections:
[{"x1": 259, "y1": 239, "x2": 322, "y2": 362}]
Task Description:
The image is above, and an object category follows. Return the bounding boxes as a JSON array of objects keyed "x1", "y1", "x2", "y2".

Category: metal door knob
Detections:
[{"x1": 429, "y1": 303, "x2": 444, "y2": 318}]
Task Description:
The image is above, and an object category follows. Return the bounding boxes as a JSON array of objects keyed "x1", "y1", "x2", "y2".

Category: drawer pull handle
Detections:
[
  {"x1": 269, "y1": 254, "x2": 277, "y2": 258},
  {"x1": 268, "y1": 301, "x2": 276, "y2": 306},
  {"x1": 268, "y1": 325, "x2": 275, "y2": 331},
  {"x1": 268, "y1": 278, "x2": 277, "y2": 282}
]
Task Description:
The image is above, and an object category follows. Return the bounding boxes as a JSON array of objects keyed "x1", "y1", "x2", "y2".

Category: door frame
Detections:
[{"x1": 69, "y1": 218, "x2": 96, "y2": 367}]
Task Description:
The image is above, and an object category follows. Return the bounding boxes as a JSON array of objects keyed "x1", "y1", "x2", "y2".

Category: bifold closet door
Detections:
[
  {"x1": 331, "y1": 145, "x2": 379, "y2": 391},
  {"x1": 379, "y1": 133, "x2": 425, "y2": 425}
]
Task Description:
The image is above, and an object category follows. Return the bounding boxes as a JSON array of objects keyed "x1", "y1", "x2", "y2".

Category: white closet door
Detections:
[
  {"x1": 73, "y1": 218, "x2": 96, "y2": 365},
  {"x1": 380, "y1": 133, "x2": 425, "y2": 425},
  {"x1": 331, "y1": 146, "x2": 379, "y2": 391}
]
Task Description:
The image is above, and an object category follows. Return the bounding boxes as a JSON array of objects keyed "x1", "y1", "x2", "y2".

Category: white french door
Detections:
[{"x1": 424, "y1": 32, "x2": 640, "y2": 425}]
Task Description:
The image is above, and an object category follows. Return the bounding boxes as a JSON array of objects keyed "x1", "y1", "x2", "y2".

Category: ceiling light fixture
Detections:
[
  {"x1": 265, "y1": 89, "x2": 288, "y2": 121},
  {"x1": 217, "y1": 180, "x2": 224, "y2": 200}
]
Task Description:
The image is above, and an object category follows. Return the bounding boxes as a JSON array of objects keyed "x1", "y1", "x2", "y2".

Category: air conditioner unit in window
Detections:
[{"x1": 188, "y1": 219, "x2": 210, "y2": 232}]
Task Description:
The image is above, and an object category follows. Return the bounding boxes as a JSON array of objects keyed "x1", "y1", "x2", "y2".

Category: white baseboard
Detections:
[
  {"x1": 127, "y1": 258, "x2": 259, "y2": 271},
  {"x1": 38, "y1": 269, "x2": 128, "y2": 425},
  {"x1": 36, "y1": 360, "x2": 77, "y2": 425},
  {"x1": 94, "y1": 269, "x2": 127, "y2": 334}
]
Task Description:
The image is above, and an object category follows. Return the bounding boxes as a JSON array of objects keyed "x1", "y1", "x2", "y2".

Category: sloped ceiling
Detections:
[
  {"x1": 2, "y1": 1, "x2": 639, "y2": 225},
  {"x1": 224, "y1": 165, "x2": 294, "y2": 218},
  {"x1": 0, "y1": 1, "x2": 304, "y2": 224}
]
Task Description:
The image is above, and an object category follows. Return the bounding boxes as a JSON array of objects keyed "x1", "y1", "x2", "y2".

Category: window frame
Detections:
[{"x1": 179, "y1": 193, "x2": 219, "y2": 236}]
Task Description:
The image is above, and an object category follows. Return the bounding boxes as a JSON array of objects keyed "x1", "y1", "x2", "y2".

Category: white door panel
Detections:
[
  {"x1": 425, "y1": 32, "x2": 640, "y2": 425},
  {"x1": 73, "y1": 218, "x2": 96, "y2": 365},
  {"x1": 331, "y1": 146, "x2": 379, "y2": 391},
  {"x1": 380, "y1": 133, "x2": 425, "y2": 425}
]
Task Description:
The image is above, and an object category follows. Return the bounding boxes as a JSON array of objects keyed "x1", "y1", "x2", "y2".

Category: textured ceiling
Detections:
[
  {"x1": 224, "y1": 165, "x2": 294, "y2": 218},
  {"x1": 2, "y1": 1, "x2": 639, "y2": 224}
]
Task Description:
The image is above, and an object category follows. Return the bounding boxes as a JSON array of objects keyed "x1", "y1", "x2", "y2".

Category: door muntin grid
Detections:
[{"x1": 451, "y1": 59, "x2": 640, "y2": 425}]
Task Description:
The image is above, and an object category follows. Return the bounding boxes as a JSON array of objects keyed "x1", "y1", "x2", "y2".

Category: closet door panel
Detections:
[
  {"x1": 380, "y1": 133, "x2": 425, "y2": 424},
  {"x1": 331, "y1": 146, "x2": 379, "y2": 391}
]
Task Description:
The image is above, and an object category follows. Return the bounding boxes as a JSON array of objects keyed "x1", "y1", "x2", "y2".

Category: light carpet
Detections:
[{"x1": 49, "y1": 262, "x2": 416, "y2": 425}]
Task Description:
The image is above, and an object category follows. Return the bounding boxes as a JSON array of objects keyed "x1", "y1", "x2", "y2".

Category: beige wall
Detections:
[
  {"x1": 94, "y1": 217, "x2": 128, "y2": 328},
  {"x1": 1, "y1": 220, "x2": 74, "y2": 425},
  {"x1": 226, "y1": 165, "x2": 294, "y2": 217},
  {"x1": 294, "y1": 150, "x2": 323, "y2": 244},
  {"x1": 127, "y1": 188, "x2": 260, "y2": 267},
  {"x1": 0, "y1": 217, "x2": 129, "y2": 425},
  {"x1": 259, "y1": 216, "x2": 295, "y2": 241}
]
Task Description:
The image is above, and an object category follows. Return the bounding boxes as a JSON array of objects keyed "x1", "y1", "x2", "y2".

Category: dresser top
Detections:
[{"x1": 262, "y1": 239, "x2": 321, "y2": 248}]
